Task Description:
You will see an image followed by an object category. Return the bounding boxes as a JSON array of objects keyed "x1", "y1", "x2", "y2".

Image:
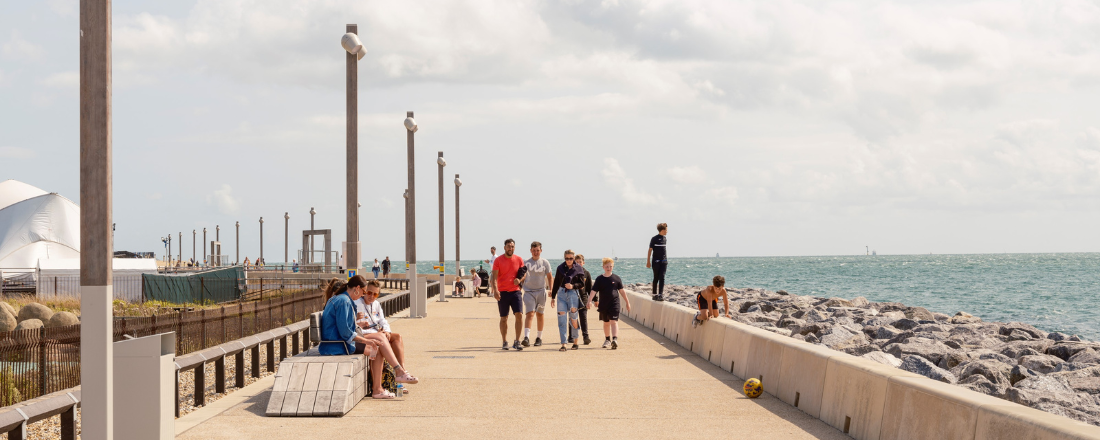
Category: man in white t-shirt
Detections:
[
  {"x1": 520, "y1": 241, "x2": 553, "y2": 347},
  {"x1": 485, "y1": 246, "x2": 497, "y2": 265}
]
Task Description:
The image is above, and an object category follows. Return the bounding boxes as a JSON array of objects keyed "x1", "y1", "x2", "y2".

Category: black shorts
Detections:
[
  {"x1": 697, "y1": 293, "x2": 718, "y2": 310},
  {"x1": 599, "y1": 309, "x2": 620, "y2": 322},
  {"x1": 497, "y1": 290, "x2": 522, "y2": 317}
]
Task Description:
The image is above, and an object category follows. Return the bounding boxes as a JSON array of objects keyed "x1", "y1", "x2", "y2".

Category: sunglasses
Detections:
[{"x1": 565, "y1": 257, "x2": 574, "y2": 260}]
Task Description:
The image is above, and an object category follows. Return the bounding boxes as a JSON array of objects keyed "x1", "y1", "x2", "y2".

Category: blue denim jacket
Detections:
[{"x1": 319, "y1": 292, "x2": 357, "y2": 355}]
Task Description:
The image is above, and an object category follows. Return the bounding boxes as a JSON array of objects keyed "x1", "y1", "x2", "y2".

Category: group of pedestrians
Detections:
[{"x1": 490, "y1": 239, "x2": 631, "y2": 352}]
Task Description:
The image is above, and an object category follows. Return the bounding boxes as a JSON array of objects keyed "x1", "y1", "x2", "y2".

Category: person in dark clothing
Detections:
[
  {"x1": 550, "y1": 250, "x2": 585, "y2": 351},
  {"x1": 573, "y1": 254, "x2": 593, "y2": 345},
  {"x1": 590, "y1": 258, "x2": 630, "y2": 349},
  {"x1": 646, "y1": 223, "x2": 669, "y2": 301},
  {"x1": 381, "y1": 257, "x2": 391, "y2": 277}
]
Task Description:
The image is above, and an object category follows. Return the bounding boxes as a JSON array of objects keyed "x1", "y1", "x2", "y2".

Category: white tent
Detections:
[{"x1": 0, "y1": 180, "x2": 81, "y2": 274}]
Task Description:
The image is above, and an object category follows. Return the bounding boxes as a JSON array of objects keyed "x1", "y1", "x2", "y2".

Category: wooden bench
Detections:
[
  {"x1": 0, "y1": 387, "x2": 80, "y2": 439},
  {"x1": 265, "y1": 312, "x2": 368, "y2": 417}
]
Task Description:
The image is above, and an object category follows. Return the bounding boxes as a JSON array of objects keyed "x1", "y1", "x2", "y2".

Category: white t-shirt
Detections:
[
  {"x1": 522, "y1": 257, "x2": 552, "y2": 291},
  {"x1": 352, "y1": 297, "x2": 390, "y2": 334}
]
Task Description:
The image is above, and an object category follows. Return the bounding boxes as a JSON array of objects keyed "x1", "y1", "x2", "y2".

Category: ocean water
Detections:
[{"x1": 393, "y1": 253, "x2": 1100, "y2": 340}]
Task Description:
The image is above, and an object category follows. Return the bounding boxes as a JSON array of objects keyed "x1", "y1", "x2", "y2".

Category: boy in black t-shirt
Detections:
[
  {"x1": 646, "y1": 223, "x2": 669, "y2": 301},
  {"x1": 589, "y1": 258, "x2": 631, "y2": 349}
]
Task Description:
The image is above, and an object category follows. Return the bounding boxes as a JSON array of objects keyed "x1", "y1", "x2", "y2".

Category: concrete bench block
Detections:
[
  {"x1": 266, "y1": 353, "x2": 367, "y2": 417},
  {"x1": 743, "y1": 328, "x2": 797, "y2": 397},
  {"x1": 820, "y1": 355, "x2": 919, "y2": 440},
  {"x1": 880, "y1": 375, "x2": 1006, "y2": 440},
  {"x1": 776, "y1": 341, "x2": 836, "y2": 419},
  {"x1": 975, "y1": 401, "x2": 1100, "y2": 439}
]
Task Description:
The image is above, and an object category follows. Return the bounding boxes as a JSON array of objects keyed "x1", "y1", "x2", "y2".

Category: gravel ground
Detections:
[{"x1": 15, "y1": 343, "x2": 292, "y2": 439}]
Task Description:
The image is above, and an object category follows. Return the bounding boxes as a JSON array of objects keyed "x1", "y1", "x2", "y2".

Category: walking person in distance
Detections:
[
  {"x1": 646, "y1": 223, "x2": 669, "y2": 301},
  {"x1": 521, "y1": 241, "x2": 553, "y2": 347},
  {"x1": 490, "y1": 239, "x2": 525, "y2": 351}
]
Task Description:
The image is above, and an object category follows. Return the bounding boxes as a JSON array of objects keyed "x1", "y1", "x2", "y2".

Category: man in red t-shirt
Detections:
[{"x1": 491, "y1": 238, "x2": 526, "y2": 351}]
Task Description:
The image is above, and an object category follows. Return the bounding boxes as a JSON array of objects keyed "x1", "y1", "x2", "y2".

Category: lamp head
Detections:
[
  {"x1": 259, "y1": 217, "x2": 264, "y2": 224},
  {"x1": 437, "y1": 157, "x2": 447, "y2": 167},
  {"x1": 310, "y1": 207, "x2": 316, "y2": 215},
  {"x1": 340, "y1": 33, "x2": 365, "y2": 56},
  {"x1": 403, "y1": 117, "x2": 418, "y2": 133},
  {"x1": 454, "y1": 177, "x2": 462, "y2": 187},
  {"x1": 403, "y1": 189, "x2": 409, "y2": 199},
  {"x1": 284, "y1": 212, "x2": 289, "y2": 220},
  {"x1": 235, "y1": 221, "x2": 239, "y2": 227}
]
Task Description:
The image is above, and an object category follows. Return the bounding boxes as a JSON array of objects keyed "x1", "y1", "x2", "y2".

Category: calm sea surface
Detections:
[{"x1": 391, "y1": 253, "x2": 1100, "y2": 340}]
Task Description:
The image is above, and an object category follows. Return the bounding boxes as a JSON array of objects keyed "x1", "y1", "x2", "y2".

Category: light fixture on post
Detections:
[
  {"x1": 342, "y1": 25, "x2": 366, "y2": 276},
  {"x1": 437, "y1": 152, "x2": 447, "y2": 302},
  {"x1": 284, "y1": 212, "x2": 290, "y2": 266},
  {"x1": 235, "y1": 221, "x2": 240, "y2": 264},
  {"x1": 454, "y1": 174, "x2": 462, "y2": 288},
  {"x1": 259, "y1": 217, "x2": 264, "y2": 264},
  {"x1": 404, "y1": 112, "x2": 423, "y2": 317},
  {"x1": 309, "y1": 207, "x2": 316, "y2": 264}
]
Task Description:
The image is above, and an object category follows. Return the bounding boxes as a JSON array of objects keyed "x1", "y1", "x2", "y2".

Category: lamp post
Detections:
[
  {"x1": 178, "y1": 232, "x2": 182, "y2": 263},
  {"x1": 235, "y1": 221, "x2": 240, "y2": 264},
  {"x1": 403, "y1": 188, "x2": 410, "y2": 276},
  {"x1": 111, "y1": 222, "x2": 115, "y2": 252},
  {"x1": 404, "y1": 112, "x2": 422, "y2": 316},
  {"x1": 284, "y1": 212, "x2": 289, "y2": 265},
  {"x1": 309, "y1": 207, "x2": 316, "y2": 264},
  {"x1": 202, "y1": 227, "x2": 207, "y2": 265},
  {"x1": 455, "y1": 174, "x2": 462, "y2": 285},
  {"x1": 215, "y1": 225, "x2": 220, "y2": 266},
  {"x1": 161, "y1": 237, "x2": 167, "y2": 265},
  {"x1": 437, "y1": 152, "x2": 447, "y2": 302},
  {"x1": 167, "y1": 233, "x2": 172, "y2": 264},
  {"x1": 192, "y1": 229, "x2": 196, "y2": 263},
  {"x1": 259, "y1": 217, "x2": 264, "y2": 263},
  {"x1": 342, "y1": 25, "x2": 365, "y2": 274}
]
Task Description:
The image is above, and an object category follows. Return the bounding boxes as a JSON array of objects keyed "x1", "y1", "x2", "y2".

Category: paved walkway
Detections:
[{"x1": 177, "y1": 292, "x2": 848, "y2": 439}]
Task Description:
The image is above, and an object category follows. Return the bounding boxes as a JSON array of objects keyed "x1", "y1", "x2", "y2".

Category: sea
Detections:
[{"x1": 386, "y1": 253, "x2": 1100, "y2": 340}]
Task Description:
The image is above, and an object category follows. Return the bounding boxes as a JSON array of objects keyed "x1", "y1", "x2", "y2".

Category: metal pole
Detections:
[
  {"x1": 437, "y1": 152, "x2": 446, "y2": 302},
  {"x1": 203, "y1": 227, "x2": 207, "y2": 264},
  {"x1": 284, "y1": 212, "x2": 289, "y2": 265},
  {"x1": 405, "y1": 111, "x2": 421, "y2": 316},
  {"x1": 178, "y1": 232, "x2": 181, "y2": 263},
  {"x1": 168, "y1": 234, "x2": 172, "y2": 264},
  {"x1": 310, "y1": 208, "x2": 315, "y2": 264},
  {"x1": 259, "y1": 217, "x2": 264, "y2": 263},
  {"x1": 192, "y1": 230, "x2": 196, "y2": 263},
  {"x1": 455, "y1": 174, "x2": 461, "y2": 286},
  {"x1": 235, "y1": 221, "x2": 240, "y2": 264},
  {"x1": 345, "y1": 24, "x2": 361, "y2": 273},
  {"x1": 80, "y1": 0, "x2": 114, "y2": 434}
]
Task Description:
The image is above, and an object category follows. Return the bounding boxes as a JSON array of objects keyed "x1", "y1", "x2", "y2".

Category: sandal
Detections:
[
  {"x1": 395, "y1": 372, "x2": 419, "y2": 384},
  {"x1": 372, "y1": 390, "x2": 395, "y2": 399}
]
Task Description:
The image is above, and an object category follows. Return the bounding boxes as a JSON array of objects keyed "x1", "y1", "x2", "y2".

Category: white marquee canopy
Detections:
[{"x1": 0, "y1": 180, "x2": 81, "y2": 272}]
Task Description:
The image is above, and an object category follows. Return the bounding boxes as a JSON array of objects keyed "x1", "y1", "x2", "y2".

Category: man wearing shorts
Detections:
[
  {"x1": 521, "y1": 241, "x2": 553, "y2": 347},
  {"x1": 491, "y1": 239, "x2": 525, "y2": 351}
]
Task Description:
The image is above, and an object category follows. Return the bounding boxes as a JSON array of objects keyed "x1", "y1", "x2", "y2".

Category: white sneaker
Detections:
[{"x1": 602, "y1": 340, "x2": 611, "y2": 348}]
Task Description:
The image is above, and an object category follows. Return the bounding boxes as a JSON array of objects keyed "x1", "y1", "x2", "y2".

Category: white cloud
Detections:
[
  {"x1": 0, "y1": 146, "x2": 34, "y2": 159},
  {"x1": 665, "y1": 166, "x2": 708, "y2": 185},
  {"x1": 38, "y1": 71, "x2": 78, "y2": 89},
  {"x1": 207, "y1": 184, "x2": 240, "y2": 215},
  {"x1": 602, "y1": 158, "x2": 659, "y2": 205},
  {"x1": 705, "y1": 186, "x2": 738, "y2": 206},
  {"x1": 2, "y1": 31, "x2": 42, "y2": 60}
]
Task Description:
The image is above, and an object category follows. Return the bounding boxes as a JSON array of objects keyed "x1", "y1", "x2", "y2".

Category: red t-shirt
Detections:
[{"x1": 492, "y1": 254, "x2": 524, "y2": 292}]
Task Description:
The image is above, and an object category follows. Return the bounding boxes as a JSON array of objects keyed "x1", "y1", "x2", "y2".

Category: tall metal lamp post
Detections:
[
  {"x1": 455, "y1": 174, "x2": 462, "y2": 284},
  {"x1": 284, "y1": 212, "x2": 290, "y2": 265},
  {"x1": 178, "y1": 232, "x2": 182, "y2": 262},
  {"x1": 235, "y1": 221, "x2": 240, "y2": 264},
  {"x1": 202, "y1": 227, "x2": 207, "y2": 264},
  {"x1": 342, "y1": 26, "x2": 365, "y2": 275},
  {"x1": 259, "y1": 217, "x2": 265, "y2": 264},
  {"x1": 192, "y1": 229, "x2": 196, "y2": 263},
  {"x1": 167, "y1": 233, "x2": 172, "y2": 264},
  {"x1": 404, "y1": 112, "x2": 423, "y2": 317},
  {"x1": 437, "y1": 152, "x2": 447, "y2": 302},
  {"x1": 215, "y1": 225, "x2": 220, "y2": 266},
  {"x1": 309, "y1": 207, "x2": 316, "y2": 264}
]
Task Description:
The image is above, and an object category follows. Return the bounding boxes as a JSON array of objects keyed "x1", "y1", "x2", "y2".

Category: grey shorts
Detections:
[{"x1": 522, "y1": 289, "x2": 547, "y2": 314}]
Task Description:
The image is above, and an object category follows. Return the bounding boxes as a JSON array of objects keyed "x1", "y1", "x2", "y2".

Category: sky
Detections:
[{"x1": 2, "y1": 0, "x2": 1100, "y2": 262}]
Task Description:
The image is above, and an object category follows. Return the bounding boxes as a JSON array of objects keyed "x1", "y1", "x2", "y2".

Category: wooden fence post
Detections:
[
  {"x1": 235, "y1": 351, "x2": 245, "y2": 388},
  {"x1": 194, "y1": 364, "x2": 205, "y2": 407},
  {"x1": 215, "y1": 357, "x2": 225, "y2": 395},
  {"x1": 250, "y1": 344, "x2": 260, "y2": 378},
  {"x1": 201, "y1": 309, "x2": 207, "y2": 349}
]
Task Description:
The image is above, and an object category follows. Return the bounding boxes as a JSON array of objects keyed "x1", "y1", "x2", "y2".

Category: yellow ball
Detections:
[{"x1": 743, "y1": 378, "x2": 763, "y2": 398}]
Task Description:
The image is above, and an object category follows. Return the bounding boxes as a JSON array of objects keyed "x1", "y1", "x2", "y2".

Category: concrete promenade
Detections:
[{"x1": 176, "y1": 292, "x2": 848, "y2": 439}]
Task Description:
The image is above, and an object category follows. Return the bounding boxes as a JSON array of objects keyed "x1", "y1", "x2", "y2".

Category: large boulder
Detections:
[
  {"x1": 1046, "y1": 343, "x2": 1091, "y2": 361},
  {"x1": 1000, "y1": 339, "x2": 1055, "y2": 358},
  {"x1": 850, "y1": 296, "x2": 870, "y2": 307},
  {"x1": 822, "y1": 297, "x2": 854, "y2": 308},
  {"x1": 874, "y1": 326, "x2": 903, "y2": 340},
  {"x1": 1009, "y1": 365, "x2": 1039, "y2": 386},
  {"x1": 949, "y1": 311, "x2": 981, "y2": 324},
  {"x1": 891, "y1": 318, "x2": 920, "y2": 331},
  {"x1": 953, "y1": 359, "x2": 1013, "y2": 388},
  {"x1": 15, "y1": 319, "x2": 44, "y2": 331},
  {"x1": 999, "y1": 322, "x2": 1048, "y2": 341},
  {"x1": 17, "y1": 303, "x2": 53, "y2": 323},
  {"x1": 820, "y1": 326, "x2": 867, "y2": 351},
  {"x1": 901, "y1": 355, "x2": 957, "y2": 384},
  {"x1": 1019, "y1": 354, "x2": 1066, "y2": 374},
  {"x1": 861, "y1": 351, "x2": 902, "y2": 368},
  {"x1": 0, "y1": 309, "x2": 17, "y2": 332},
  {"x1": 960, "y1": 374, "x2": 1008, "y2": 398},
  {"x1": 884, "y1": 338, "x2": 956, "y2": 366},
  {"x1": 904, "y1": 306, "x2": 936, "y2": 322},
  {"x1": 1006, "y1": 375, "x2": 1091, "y2": 408},
  {"x1": 0, "y1": 302, "x2": 17, "y2": 318},
  {"x1": 1068, "y1": 349, "x2": 1100, "y2": 365},
  {"x1": 938, "y1": 351, "x2": 970, "y2": 370},
  {"x1": 47, "y1": 311, "x2": 80, "y2": 328}
]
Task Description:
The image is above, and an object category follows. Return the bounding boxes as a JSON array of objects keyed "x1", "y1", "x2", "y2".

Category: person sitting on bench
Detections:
[
  {"x1": 321, "y1": 275, "x2": 419, "y2": 399},
  {"x1": 353, "y1": 279, "x2": 414, "y2": 388}
]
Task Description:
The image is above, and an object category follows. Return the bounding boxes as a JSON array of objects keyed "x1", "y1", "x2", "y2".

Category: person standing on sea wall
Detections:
[{"x1": 646, "y1": 223, "x2": 669, "y2": 301}]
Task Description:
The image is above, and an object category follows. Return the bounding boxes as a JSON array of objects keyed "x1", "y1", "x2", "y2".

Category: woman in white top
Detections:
[
  {"x1": 353, "y1": 281, "x2": 407, "y2": 371},
  {"x1": 371, "y1": 259, "x2": 381, "y2": 278}
]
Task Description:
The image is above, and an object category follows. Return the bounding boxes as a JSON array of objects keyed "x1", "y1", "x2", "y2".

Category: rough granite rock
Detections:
[
  {"x1": 901, "y1": 355, "x2": 958, "y2": 384},
  {"x1": 978, "y1": 352, "x2": 1016, "y2": 365},
  {"x1": 892, "y1": 318, "x2": 920, "y2": 331},
  {"x1": 961, "y1": 374, "x2": 1008, "y2": 398},
  {"x1": 0, "y1": 302, "x2": 16, "y2": 318},
  {"x1": 875, "y1": 326, "x2": 905, "y2": 341},
  {"x1": 954, "y1": 359, "x2": 1013, "y2": 388},
  {"x1": 1011, "y1": 365, "x2": 1040, "y2": 386},
  {"x1": 17, "y1": 303, "x2": 53, "y2": 323},
  {"x1": 1049, "y1": 332, "x2": 1071, "y2": 342},
  {"x1": 862, "y1": 351, "x2": 902, "y2": 368},
  {"x1": 905, "y1": 306, "x2": 936, "y2": 322},
  {"x1": 804, "y1": 333, "x2": 819, "y2": 344},
  {"x1": 820, "y1": 326, "x2": 867, "y2": 351},
  {"x1": 1020, "y1": 354, "x2": 1067, "y2": 374},
  {"x1": 1047, "y1": 343, "x2": 1092, "y2": 362},
  {"x1": 1001, "y1": 322, "x2": 1049, "y2": 341},
  {"x1": 932, "y1": 312, "x2": 951, "y2": 322},
  {"x1": 843, "y1": 344, "x2": 882, "y2": 356},
  {"x1": 938, "y1": 351, "x2": 970, "y2": 370},
  {"x1": 950, "y1": 311, "x2": 982, "y2": 324},
  {"x1": 885, "y1": 338, "x2": 955, "y2": 366},
  {"x1": 1007, "y1": 375, "x2": 1090, "y2": 409},
  {"x1": 1069, "y1": 349, "x2": 1100, "y2": 365}
]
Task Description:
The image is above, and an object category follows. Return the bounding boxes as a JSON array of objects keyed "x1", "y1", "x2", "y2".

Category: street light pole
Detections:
[
  {"x1": 235, "y1": 221, "x2": 240, "y2": 264},
  {"x1": 192, "y1": 229, "x2": 196, "y2": 263},
  {"x1": 343, "y1": 24, "x2": 363, "y2": 274},
  {"x1": 310, "y1": 207, "x2": 316, "y2": 264},
  {"x1": 284, "y1": 212, "x2": 289, "y2": 265},
  {"x1": 259, "y1": 217, "x2": 265, "y2": 263},
  {"x1": 437, "y1": 152, "x2": 447, "y2": 302},
  {"x1": 405, "y1": 112, "x2": 422, "y2": 317},
  {"x1": 203, "y1": 227, "x2": 207, "y2": 264},
  {"x1": 455, "y1": 174, "x2": 462, "y2": 285},
  {"x1": 215, "y1": 225, "x2": 220, "y2": 266},
  {"x1": 178, "y1": 232, "x2": 181, "y2": 263},
  {"x1": 79, "y1": 0, "x2": 114, "y2": 433}
]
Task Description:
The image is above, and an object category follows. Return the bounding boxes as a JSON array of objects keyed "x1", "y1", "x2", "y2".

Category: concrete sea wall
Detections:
[{"x1": 620, "y1": 289, "x2": 1100, "y2": 440}]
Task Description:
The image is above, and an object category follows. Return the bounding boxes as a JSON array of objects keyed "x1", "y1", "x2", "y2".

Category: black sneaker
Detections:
[
  {"x1": 571, "y1": 343, "x2": 579, "y2": 350},
  {"x1": 656, "y1": 296, "x2": 664, "y2": 302},
  {"x1": 512, "y1": 340, "x2": 523, "y2": 351},
  {"x1": 521, "y1": 337, "x2": 530, "y2": 347},
  {"x1": 583, "y1": 336, "x2": 592, "y2": 345},
  {"x1": 611, "y1": 340, "x2": 618, "y2": 350},
  {"x1": 502, "y1": 342, "x2": 509, "y2": 350},
  {"x1": 533, "y1": 337, "x2": 542, "y2": 347},
  {"x1": 652, "y1": 294, "x2": 659, "y2": 301}
]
